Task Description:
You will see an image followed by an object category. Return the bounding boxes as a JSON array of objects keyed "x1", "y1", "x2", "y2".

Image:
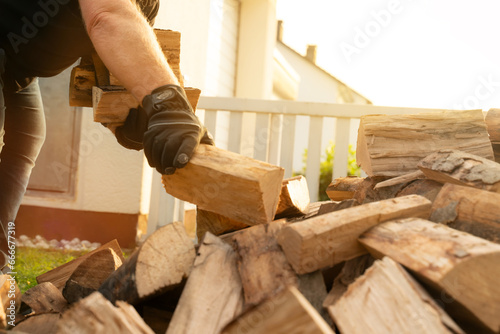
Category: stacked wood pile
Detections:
[{"x1": 4, "y1": 107, "x2": 499, "y2": 334}]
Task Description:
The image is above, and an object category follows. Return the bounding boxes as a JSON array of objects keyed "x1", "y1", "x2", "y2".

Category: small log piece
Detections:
[
  {"x1": 325, "y1": 177, "x2": 365, "y2": 201},
  {"x1": 196, "y1": 209, "x2": 248, "y2": 241},
  {"x1": 430, "y1": 183, "x2": 500, "y2": 243},
  {"x1": 57, "y1": 292, "x2": 154, "y2": 334},
  {"x1": 359, "y1": 218, "x2": 500, "y2": 333},
  {"x1": 396, "y1": 179, "x2": 443, "y2": 203},
  {"x1": 162, "y1": 144, "x2": 284, "y2": 226},
  {"x1": 36, "y1": 240, "x2": 124, "y2": 291},
  {"x1": 69, "y1": 65, "x2": 95, "y2": 107},
  {"x1": 485, "y1": 108, "x2": 500, "y2": 142},
  {"x1": 356, "y1": 109, "x2": 494, "y2": 176},
  {"x1": 165, "y1": 233, "x2": 243, "y2": 334},
  {"x1": 328, "y1": 257, "x2": 464, "y2": 334},
  {"x1": 99, "y1": 222, "x2": 195, "y2": 305},
  {"x1": 275, "y1": 176, "x2": 310, "y2": 219},
  {"x1": 418, "y1": 149, "x2": 500, "y2": 193},
  {"x1": 22, "y1": 282, "x2": 67, "y2": 314},
  {"x1": 221, "y1": 286, "x2": 334, "y2": 334},
  {"x1": 277, "y1": 195, "x2": 432, "y2": 274},
  {"x1": 63, "y1": 248, "x2": 123, "y2": 303}
]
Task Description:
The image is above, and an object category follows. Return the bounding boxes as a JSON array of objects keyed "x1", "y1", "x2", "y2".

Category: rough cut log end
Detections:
[{"x1": 162, "y1": 145, "x2": 284, "y2": 226}]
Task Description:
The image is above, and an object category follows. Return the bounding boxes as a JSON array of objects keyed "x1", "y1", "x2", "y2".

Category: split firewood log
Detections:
[
  {"x1": 196, "y1": 209, "x2": 248, "y2": 241},
  {"x1": 418, "y1": 149, "x2": 500, "y2": 193},
  {"x1": 359, "y1": 218, "x2": 500, "y2": 333},
  {"x1": 221, "y1": 286, "x2": 334, "y2": 334},
  {"x1": 328, "y1": 257, "x2": 464, "y2": 334},
  {"x1": 275, "y1": 175, "x2": 310, "y2": 219},
  {"x1": 22, "y1": 282, "x2": 67, "y2": 314},
  {"x1": 356, "y1": 109, "x2": 494, "y2": 176},
  {"x1": 11, "y1": 313, "x2": 60, "y2": 334},
  {"x1": 99, "y1": 222, "x2": 195, "y2": 305},
  {"x1": 430, "y1": 183, "x2": 500, "y2": 243},
  {"x1": 277, "y1": 195, "x2": 431, "y2": 274}
]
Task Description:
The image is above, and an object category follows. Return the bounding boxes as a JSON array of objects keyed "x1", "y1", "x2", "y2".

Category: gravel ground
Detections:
[{"x1": 16, "y1": 235, "x2": 101, "y2": 251}]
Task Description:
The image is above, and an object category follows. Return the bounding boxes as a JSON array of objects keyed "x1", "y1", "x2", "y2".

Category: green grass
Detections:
[{"x1": 13, "y1": 247, "x2": 90, "y2": 293}]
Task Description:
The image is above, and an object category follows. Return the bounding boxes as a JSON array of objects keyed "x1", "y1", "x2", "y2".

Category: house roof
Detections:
[{"x1": 276, "y1": 39, "x2": 372, "y2": 104}]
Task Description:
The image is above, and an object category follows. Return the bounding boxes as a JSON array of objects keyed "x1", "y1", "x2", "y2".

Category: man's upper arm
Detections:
[{"x1": 78, "y1": 0, "x2": 133, "y2": 34}]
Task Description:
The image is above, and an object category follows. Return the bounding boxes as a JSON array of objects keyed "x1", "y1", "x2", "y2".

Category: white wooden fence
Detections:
[{"x1": 147, "y1": 96, "x2": 445, "y2": 235}]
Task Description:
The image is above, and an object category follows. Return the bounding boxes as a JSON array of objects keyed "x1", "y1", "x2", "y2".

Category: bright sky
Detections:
[{"x1": 276, "y1": 0, "x2": 500, "y2": 111}]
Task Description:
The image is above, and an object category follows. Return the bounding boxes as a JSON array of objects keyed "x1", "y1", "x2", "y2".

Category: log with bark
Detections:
[
  {"x1": 221, "y1": 286, "x2": 334, "y2": 334},
  {"x1": 430, "y1": 183, "x2": 500, "y2": 243},
  {"x1": 418, "y1": 149, "x2": 500, "y2": 193},
  {"x1": 63, "y1": 248, "x2": 123, "y2": 303},
  {"x1": 359, "y1": 218, "x2": 500, "y2": 333},
  {"x1": 162, "y1": 144, "x2": 284, "y2": 227},
  {"x1": 36, "y1": 240, "x2": 124, "y2": 291},
  {"x1": 21, "y1": 282, "x2": 67, "y2": 314},
  {"x1": 277, "y1": 195, "x2": 432, "y2": 274},
  {"x1": 328, "y1": 257, "x2": 464, "y2": 334},
  {"x1": 165, "y1": 233, "x2": 243, "y2": 334},
  {"x1": 356, "y1": 109, "x2": 494, "y2": 176},
  {"x1": 99, "y1": 222, "x2": 195, "y2": 305},
  {"x1": 325, "y1": 177, "x2": 365, "y2": 201}
]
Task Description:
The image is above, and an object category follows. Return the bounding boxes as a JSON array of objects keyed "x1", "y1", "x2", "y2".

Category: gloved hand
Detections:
[
  {"x1": 115, "y1": 106, "x2": 149, "y2": 150},
  {"x1": 142, "y1": 85, "x2": 214, "y2": 174}
]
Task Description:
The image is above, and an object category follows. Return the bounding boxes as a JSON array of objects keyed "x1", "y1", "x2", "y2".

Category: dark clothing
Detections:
[{"x1": 0, "y1": 0, "x2": 159, "y2": 227}]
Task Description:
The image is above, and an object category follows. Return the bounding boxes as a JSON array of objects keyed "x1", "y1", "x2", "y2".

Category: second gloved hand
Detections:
[{"x1": 142, "y1": 85, "x2": 214, "y2": 175}]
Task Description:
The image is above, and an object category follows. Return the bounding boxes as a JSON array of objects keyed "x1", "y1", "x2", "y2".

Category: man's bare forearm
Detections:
[{"x1": 79, "y1": 0, "x2": 179, "y2": 104}]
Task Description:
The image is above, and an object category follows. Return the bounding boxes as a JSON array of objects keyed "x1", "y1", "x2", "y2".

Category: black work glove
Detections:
[
  {"x1": 142, "y1": 85, "x2": 214, "y2": 175},
  {"x1": 115, "y1": 106, "x2": 149, "y2": 150}
]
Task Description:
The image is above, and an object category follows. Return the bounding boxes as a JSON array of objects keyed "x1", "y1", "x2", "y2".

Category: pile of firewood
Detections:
[{"x1": 3, "y1": 27, "x2": 500, "y2": 333}]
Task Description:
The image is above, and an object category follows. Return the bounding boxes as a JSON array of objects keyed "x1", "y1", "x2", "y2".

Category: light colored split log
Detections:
[
  {"x1": 63, "y1": 248, "x2": 123, "y2": 303},
  {"x1": 356, "y1": 109, "x2": 494, "y2": 177},
  {"x1": 325, "y1": 177, "x2": 364, "y2": 201},
  {"x1": 162, "y1": 144, "x2": 284, "y2": 226},
  {"x1": 196, "y1": 209, "x2": 248, "y2": 241},
  {"x1": 166, "y1": 233, "x2": 243, "y2": 334},
  {"x1": 12, "y1": 313, "x2": 60, "y2": 334},
  {"x1": 22, "y1": 282, "x2": 67, "y2": 314},
  {"x1": 92, "y1": 86, "x2": 201, "y2": 124},
  {"x1": 322, "y1": 254, "x2": 374, "y2": 308},
  {"x1": 277, "y1": 195, "x2": 431, "y2": 274},
  {"x1": 485, "y1": 108, "x2": 500, "y2": 142},
  {"x1": 99, "y1": 222, "x2": 195, "y2": 305},
  {"x1": 275, "y1": 176, "x2": 310, "y2": 219},
  {"x1": 221, "y1": 286, "x2": 334, "y2": 334},
  {"x1": 430, "y1": 183, "x2": 500, "y2": 243},
  {"x1": 418, "y1": 149, "x2": 500, "y2": 192},
  {"x1": 36, "y1": 240, "x2": 124, "y2": 291},
  {"x1": 57, "y1": 292, "x2": 154, "y2": 334},
  {"x1": 69, "y1": 65, "x2": 95, "y2": 107},
  {"x1": 359, "y1": 218, "x2": 500, "y2": 333},
  {"x1": 328, "y1": 257, "x2": 464, "y2": 334},
  {"x1": 396, "y1": 179, "x2": 443, "y2": 203}
]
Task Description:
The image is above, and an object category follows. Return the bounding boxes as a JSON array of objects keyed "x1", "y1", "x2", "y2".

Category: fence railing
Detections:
[{"x1": 146, "y1": 96, "x2": 445, "y2": 236}]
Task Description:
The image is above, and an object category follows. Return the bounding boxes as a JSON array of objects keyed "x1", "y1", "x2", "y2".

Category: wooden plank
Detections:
[
  {"x1": 63, "y1": 248, "x2": 123, "y2": 303},
  {"x1": 275, "y1": 175, "x2": 310, "y2": 219},
  {"x1": 485, "y1": 108, "x2": 500, "y2": 142},
  {"x1": 328, "y1": 257, "x2": 464, "y2": 334},
  {"x1": 228, "y1": 111, "x2": 243, "y2": 153},
  {"x1": 36, "y1": 240, "x2": 124, "y2": 291},
  {"x1": 333, "y1": 118, "x2": 350, "y2": 179},
  {"x1": 356, "y1": 109, "x2": 494, "y2": 177},
  {"x1": 306, "y1": 116, "x2": 323, "y2": 202},
  {"x1": 221, "y1": 286, "x2": 334, "y2": 334},
  {"x1": 92, "y1": 86, "x2": 201, "y2": 125},
  {"x1": 418, "y1": 149, "x2": 500, "y2": 193},
  {"x1": 277, "y1": 195, "x2": 432, "y2": 274},
  {"x1": 280, "y1": 114, "x2": 296, "y2": 178},
  {"x1": 57, "y1": 292, "x2": 154, "y2": 334},
  {"x1": 22, "y1": 282, "x2": 67, "y2": 314},
  {"x1": 430, "y1": 183, "x2": 500, "y2": 243},
  {"x1": 99, "y1": 222, "x2": 195, "y2": 305},
  {"x1": 162, "y1": 144, "x2": 284, "y2": 226},
  {"x1": 359, "y1": 218, "x2": 500, "y2": 333},
  {"x1": 165, "y1": 233, "x2": 243, "y2": 334}
]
